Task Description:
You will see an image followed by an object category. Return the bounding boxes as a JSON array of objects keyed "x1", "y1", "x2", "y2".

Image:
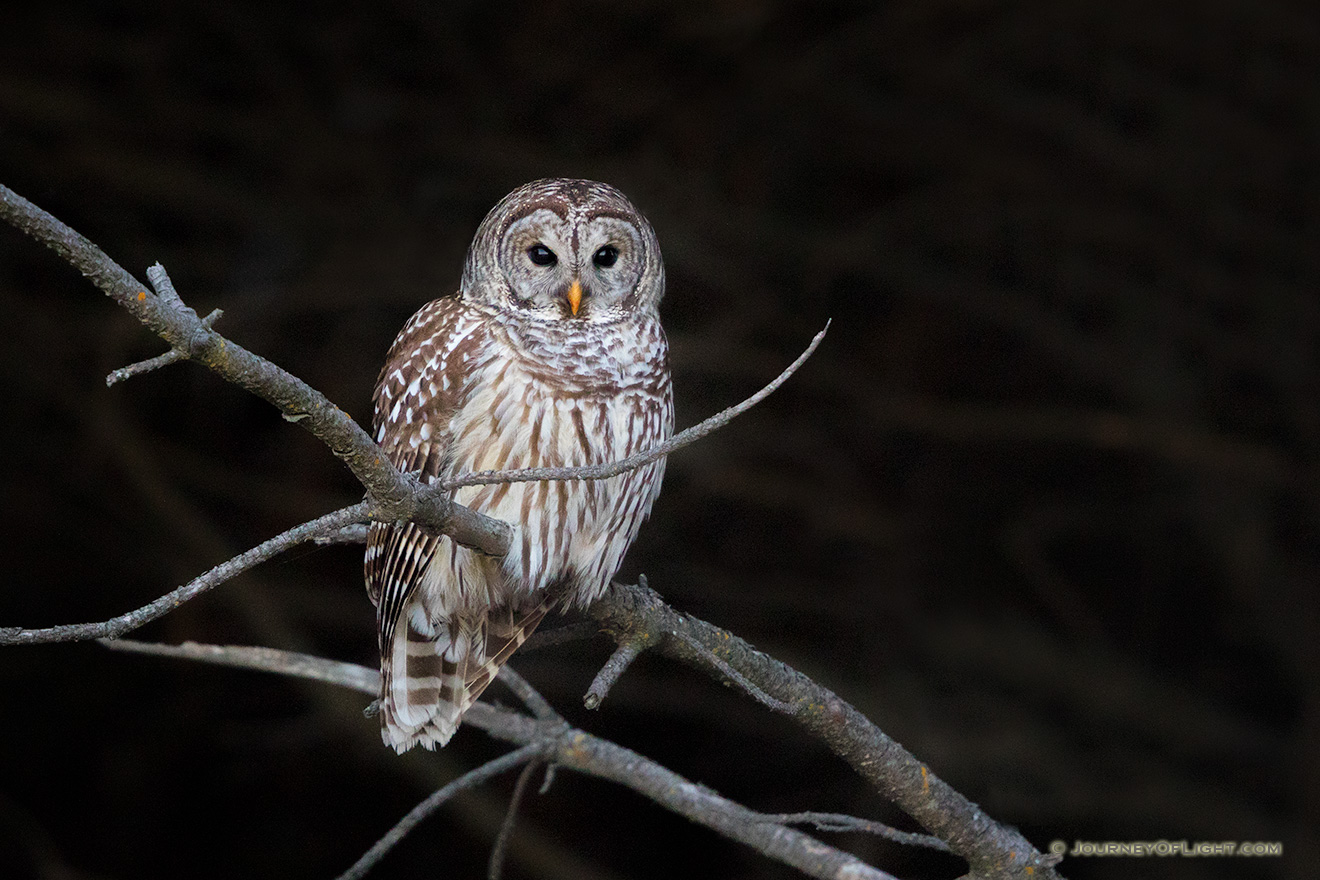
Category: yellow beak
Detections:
[{"x1": 566, "y1": 279, "x2": 583, "y2": 316}]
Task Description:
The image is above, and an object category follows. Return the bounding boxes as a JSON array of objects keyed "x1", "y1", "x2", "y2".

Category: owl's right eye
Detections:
[{"x1": 527, "y1": 244, "x2": 558, "y2": 267}]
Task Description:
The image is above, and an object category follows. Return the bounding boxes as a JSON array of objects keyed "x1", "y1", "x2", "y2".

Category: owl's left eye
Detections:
[{"x1": 592, "y1": 245, "x2": 619, "y2": 268}]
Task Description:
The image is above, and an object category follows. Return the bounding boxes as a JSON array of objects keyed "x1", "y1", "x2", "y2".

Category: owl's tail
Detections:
[{"x1": 379, "y1": 600, "x2": 551, "y2": 752}]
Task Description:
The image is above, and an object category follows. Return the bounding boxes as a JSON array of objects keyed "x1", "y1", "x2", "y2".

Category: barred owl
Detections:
[{"x1": 365, "y1": 179, "x2": 674, "y2": 752}]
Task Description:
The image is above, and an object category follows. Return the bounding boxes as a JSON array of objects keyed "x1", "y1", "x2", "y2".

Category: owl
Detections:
[{"x1": 365, "y1": 179, "x2": 674, "y2": 752}]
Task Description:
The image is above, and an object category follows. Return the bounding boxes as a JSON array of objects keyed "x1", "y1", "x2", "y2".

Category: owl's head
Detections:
[{"x1": 461, "y1": 179, "x2": 664, "y2": 324}]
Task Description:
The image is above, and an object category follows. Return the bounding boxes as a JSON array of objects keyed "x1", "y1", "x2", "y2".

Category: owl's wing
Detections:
[{"x1": 364, "y1": 296, "x2": 476, "y2": 657}]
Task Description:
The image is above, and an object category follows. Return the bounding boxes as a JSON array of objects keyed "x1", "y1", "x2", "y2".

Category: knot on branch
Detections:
[
  {"x1": 406, "y1": 479, "x2": 455, "y2": 538},
  {"x1": 364, "y1": 475, "x2": 450, "y2": 534},
  {"x1": 365, "y1": 475, "x2": 513, "y2": 558},
  {"x1": 184, "y1": 313, "x2": 220, "y2": 358}
]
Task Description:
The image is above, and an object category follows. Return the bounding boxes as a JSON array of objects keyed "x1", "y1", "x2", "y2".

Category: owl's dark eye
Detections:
[
  {"x1": 527, "y1": 244, "x2": 557, "y2": 266},
  {"x1": 592, "y1": 245, "x2": 619, "y2": 268}
]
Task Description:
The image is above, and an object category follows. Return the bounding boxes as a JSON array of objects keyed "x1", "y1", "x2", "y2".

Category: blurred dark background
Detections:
[{"x1": 0, "y1": 2, "x2": 1313, "y2": 878}]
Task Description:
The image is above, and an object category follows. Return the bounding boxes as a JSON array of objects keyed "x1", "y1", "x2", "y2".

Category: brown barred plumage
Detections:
[{"x1": 366, "y1": 180, "x2": 673, "y2": 751}]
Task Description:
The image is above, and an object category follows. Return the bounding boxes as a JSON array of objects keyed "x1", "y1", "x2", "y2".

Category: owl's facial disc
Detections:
[{"x1": 492, "y1": 201, "x2": 654, "y2": 324}]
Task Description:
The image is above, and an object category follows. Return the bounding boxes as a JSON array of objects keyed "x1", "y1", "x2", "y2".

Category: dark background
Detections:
[{"x1": 0, "y1": 2, "x2": 1313, "y2": 878}]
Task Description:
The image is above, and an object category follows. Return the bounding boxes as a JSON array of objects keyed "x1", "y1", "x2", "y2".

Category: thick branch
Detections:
[
  {"x1": 587, "y1": 582, "x2": 1063, "y2": 880},
  {"x1": 0, "y1": 183, "x2": 509, "y2": 555}
]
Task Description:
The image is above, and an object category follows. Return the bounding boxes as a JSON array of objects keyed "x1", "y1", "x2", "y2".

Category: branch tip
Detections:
[
  {"x1": 146, "y1": 262, "x2": 183, "y2": 306},
  {"x1": 584, "y1": 639, "x2": 645, "y2": 709}
]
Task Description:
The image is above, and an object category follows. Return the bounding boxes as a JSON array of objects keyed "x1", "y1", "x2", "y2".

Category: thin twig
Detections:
[
  {"x1": 0, "y1": 502, "x2": 371, "y2": 645},
  {"x1": 522, "y1": 621, "x2": 602, "y2": 652},
  {"x1": 337, "y1": 744, "x2": 545, "y2": 880},
  {"x1": 497, "y1": 665, "x2": 561, "y2": 722},
  {"x1": 444, "y1": 321, "x2": 830, "y2": 490},
  {"x1": 670, "y1": 630, "x2": 796, "y2": 714},
  {"x1": 583, "y1": 640, "x2": 644, "y2": 710},
  {"x1": 488, "y1": 759, "x2": 542, "y2": 880},
  {"x1": 757, "y1": 812, "x2": 951, "y2": 852},
  {"x1": 101, "y1": 638, "x2": 381, "y2": 694},
  {"x1": 106, "y1": 308, "x2": 223, "y2": 386}
]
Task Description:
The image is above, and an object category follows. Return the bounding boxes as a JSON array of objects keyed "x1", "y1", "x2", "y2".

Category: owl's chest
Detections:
[
  {"x1": 433, "y1": 322, "x2": 671, "y2": 598},
  {"x1": 447, "y1": 356, "x2": 635, "y2": 479}
]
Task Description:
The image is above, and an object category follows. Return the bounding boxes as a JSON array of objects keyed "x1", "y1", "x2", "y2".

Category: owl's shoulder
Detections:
[
  {"x1": 387, "y1": 296, "x2": 480, "y2": 353},
  {"x1": 372, "y1": 296, "x2": 494, "y2": 432}
]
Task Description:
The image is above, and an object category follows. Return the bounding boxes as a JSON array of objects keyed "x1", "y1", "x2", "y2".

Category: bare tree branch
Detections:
[
  {"x1": 444, "y1": 321, "x2": 830, "y2": 490},
  {"x1": 0, "y1": 176, "x2": 838, "y2": 719},
  {"x1": 0, "y1": 502, "x2": 371, "y2": 646},
  {"x1": 585, "y1": 581, "x2": 1064, "y2": 880},
  {"x1": 109, "y1": 631, "x2": 956, "y2": 866},
  {"x1": 100, "y1": 637, "x2": 382, "y2": 693},
  {"x1": 548, "y1": 723, "x2": 903, "y2": 880},
  {"x1": 98, "y1": 586, "x2": 1066, "y2": 879},
  {"x1": 497, "y1": 664, "x2": 561, "y2": 723},
  {"x1": 106, "y1": 307, "x2": 223, "y2": 386},
  {"x1": 106, "y1": 639, "x2": 905, "y2": 880},
  {"x1": 488, "y1": 759, "x2": 543, "y2": 880},
  {"x1": 1, "y1": 182, "x2": 824, "y2": 608},
  {"x1": 758, "y1": 813, "x2": 951, "y2": 852},
  {"x1": 339, "y1": 744, "x2": 546, "y2": 880},
  {"x1": 0, "y1": 183, "x2": 510, "y2": 556},
  {"x1": 583, "y1": 639, "x2": 643, "y2": 710},
  {"x1": 3, "y1": 186, "x2": 1059, "y2": 878}
]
